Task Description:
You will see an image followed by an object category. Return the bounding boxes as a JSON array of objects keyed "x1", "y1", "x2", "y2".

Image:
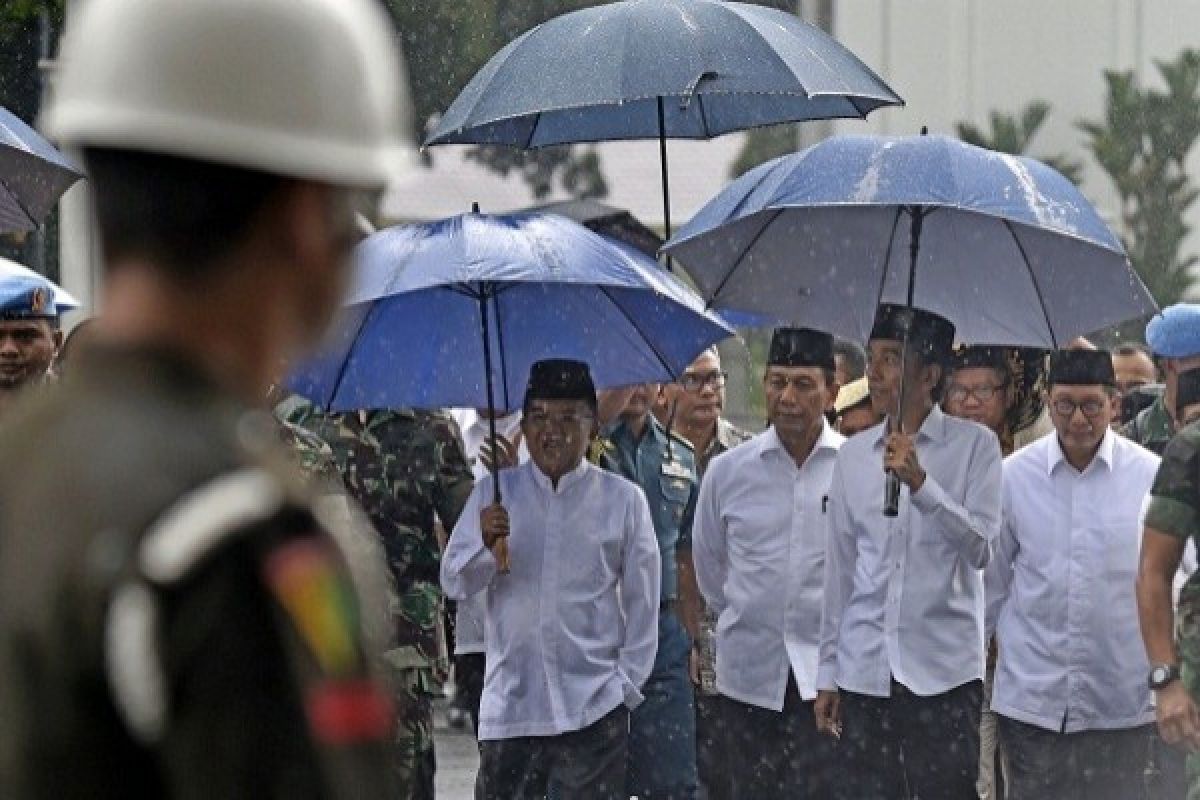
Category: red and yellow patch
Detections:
[
  {"x1": 264, "y1": 537, "x2": 360, "y2": 676},
  {"x1": 305, "y1": 679, "x2": 395, "y2": 744}
]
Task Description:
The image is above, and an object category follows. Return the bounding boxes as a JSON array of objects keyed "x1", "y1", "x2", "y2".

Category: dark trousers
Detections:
[
  {"x1": 479, "y1": 706, "x2": 629, "y2": 800},
  {"x1": 627, "y1": 612, "x2": 697, "y2": 799},
  {"x1": 998, "y1": 715, "x2": 1180, "y2": 800},
  {"x1": 695, "y1": 692, "x2": 731, "y2": 800},
  {"x1": 838, "y1": 680, "x2": 981, "y2": 800},
  {"x1": 723, "y1": 675, "x2": 841, "y2": 799},
  {"x1": 454, "y1": 652, "x2": 486, "y2": 736}
]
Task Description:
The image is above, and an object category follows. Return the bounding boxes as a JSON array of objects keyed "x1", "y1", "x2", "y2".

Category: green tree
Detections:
[
  {"x1": 384, "y1": 0, "x2": 606, "y2": 201},
  {"x1": 957, "y1": 101, "x2": 1084, "y2": 184},
  {"x1": 1080, "y1": 50, "x2": 1200, "y2": 307}
]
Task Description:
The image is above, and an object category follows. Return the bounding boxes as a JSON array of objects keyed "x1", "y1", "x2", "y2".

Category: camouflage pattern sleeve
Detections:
[
  {"x1": 430, "y1": 411, "x2": 474, "y2": 533},
  {"x1": 1145, "y1": 425, "x2": 1200, "y2": 542}
]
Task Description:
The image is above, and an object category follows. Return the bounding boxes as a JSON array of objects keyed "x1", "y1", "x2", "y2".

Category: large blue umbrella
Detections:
[
  {"x1": 289, "y1": 210, "x2": 733, "y2": 415},
  {"x1": 664, "y1": 132, "x2": 1155, "y2": 514},
  {"x1": 425, "y1": 0, "x2": 901, "y2": 239},
  {"x1": 664, "y1": 133, "x2": 1156, "y2": 348},
  {"x1": 0, "y1": 107, "x2": 83, "y2": 233}
]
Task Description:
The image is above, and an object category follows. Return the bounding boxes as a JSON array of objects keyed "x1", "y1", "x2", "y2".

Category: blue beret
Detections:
[
  {"x1": 1146, "y1": 304, "x2": 1200, "y2": 358},
  {"x1": 0, "y1": 275, "x2": 60, "y2": 320}
]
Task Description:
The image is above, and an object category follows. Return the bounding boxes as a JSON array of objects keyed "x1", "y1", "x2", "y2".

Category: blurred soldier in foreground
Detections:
[
  {"x1": 442, "y1": 359, "x2": 661, "y2": 800},
  {"x1": 0, "y1": 273, "x2": 64, "y2": 416},
  {"x1": 0, "y1": 0, "x2": 407, "y2": 796}
]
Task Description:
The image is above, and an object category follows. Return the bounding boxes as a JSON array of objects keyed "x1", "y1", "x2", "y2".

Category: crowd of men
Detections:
[{"x1": 4, "y1": 1, "x2": 1200, "y2": 800}]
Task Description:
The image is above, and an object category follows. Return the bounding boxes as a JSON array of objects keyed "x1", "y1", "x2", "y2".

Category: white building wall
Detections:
[{"x1": 831, "y1": 0, "x2": 1200, "y2": 279}]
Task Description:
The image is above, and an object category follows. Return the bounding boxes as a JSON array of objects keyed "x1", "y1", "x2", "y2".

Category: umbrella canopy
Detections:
[
  {"x1": 425, "y1": 0, "x2": 902, "y2": 241},
  {"x1": 664, "y1": 133, "x2": 1156, "y2": 349},
  {"x1": 426, "y1": 0, "x2": 901, "y2": 148},
  {"x1": 0, "y1": 256, "x2": 80, "y2": 312},
  {"x1": 0, "y1": 107, "x2": 84, "y2": 233},
  {"x1": 288, "y1": 211, "x2": 733, "y2": 413}
]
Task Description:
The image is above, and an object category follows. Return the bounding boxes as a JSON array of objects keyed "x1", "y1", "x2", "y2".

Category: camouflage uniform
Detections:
[
  {"x1": 1145, "y1": 421, "x2": 1200, "y2": 799},
  {"x1": 1123, "y1": 393, "x2": 1176, "y2": 455},
  {"x1": 285, "y1": 401, "x2": 474, "y2": 799}
]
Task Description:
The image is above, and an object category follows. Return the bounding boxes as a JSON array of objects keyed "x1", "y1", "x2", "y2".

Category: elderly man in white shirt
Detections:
[
  {"x1": 694, "y1": 328, "x2": 844, "y2": 799},
  {"x1": 442, "y1": 359, "x2": 660, "y2": 800},
  {"x1": 987, "y1": 349, "x2": 1163, "y2": 800},
  {"x1": 447, "y1": 407, "x2": 527, "y2": 734},
  {"x1": 815, "y1": 304, "x2": 1003, "y2": 800}
]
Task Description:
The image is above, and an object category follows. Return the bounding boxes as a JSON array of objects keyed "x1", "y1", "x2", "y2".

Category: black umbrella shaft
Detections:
[
  {"x1": 658, "y1": 97, "x2": 673, "y2": 272},
  {"x1": 884, "y1": 207, "x2": 924, "y2": 517},
  {"x1": 478, "y1": 287, "x2": 502, "y2": 504}
]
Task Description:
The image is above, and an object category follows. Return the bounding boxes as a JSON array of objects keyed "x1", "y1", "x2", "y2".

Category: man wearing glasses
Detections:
[
  {"x1": 442, "y1": 359, "x2": 661, "y2": 800},
  {"x1": 693, "y1": 328, "x2": 843, "y2": 798},
  {"x1": 603, "y1": 381, "x2": 701, "y2": 800},
  {"x1": 986, "y1": 349, "x2": 1163, "y2": 799},
  {"x1": 664, "y1": 347, "x2": 750, "y2": 800}
]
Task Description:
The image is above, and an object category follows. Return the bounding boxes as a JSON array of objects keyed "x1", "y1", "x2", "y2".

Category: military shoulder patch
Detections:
[{"x1": 263, "y1": 537, "x2": 361, "y2": 677}]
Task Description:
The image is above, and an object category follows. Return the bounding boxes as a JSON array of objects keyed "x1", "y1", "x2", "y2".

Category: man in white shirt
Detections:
[
  {"x1": 815, "y1": 304, "x2": 1003, "y2": 800},
  {"x1": 694, "y1": 328, "x2": 844, "y2": 799},
  {"x1": 441, "y1": 359, "x2": 661, "y2": 800},
  {"x1": 988, "y1": 349, "x2": 1161, "y2": 799},
  {"x1": 447, "y1": 407, "x2": 527, "y2": 734}
]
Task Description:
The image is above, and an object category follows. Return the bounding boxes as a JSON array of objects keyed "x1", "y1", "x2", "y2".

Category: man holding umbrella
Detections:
[
  {"x1": 442, "y1": 359, "x2": 661, "y2": 800},
  {"x1": 815, "y1": 304, "x2": 1003, "y2": 800}
]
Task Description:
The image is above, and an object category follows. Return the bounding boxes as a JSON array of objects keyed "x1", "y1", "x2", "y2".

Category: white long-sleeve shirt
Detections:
[
  {"x1": 985, "y1": 430, "x2": 1158, "y2": 732},
  {"x1": 693, "y1": 423, "x2": 843, "y2": 710},
  {"x1": 440, "y1": 459, "x2": 661, "y2": 740},
  {"x1": 448, "y1": 409, "x2": 528, "y2": 655},
  {"x1": 818, "y1": 406, "x2": 1002, "y2": 697}
]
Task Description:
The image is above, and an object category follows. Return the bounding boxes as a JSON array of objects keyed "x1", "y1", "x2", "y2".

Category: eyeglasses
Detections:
[
  {"x1": 945, "y1": 383, "x2": 1007, "y2": 404},
  {"x1": 680, "y1": 370, "x2": 727, "y2": 392},
  {"x1": 524, "y1": 410, "x2": 594, "y2": 429},
  {"x1": 1051, "y1": 398, "x2": 1108, "y2": 418}
]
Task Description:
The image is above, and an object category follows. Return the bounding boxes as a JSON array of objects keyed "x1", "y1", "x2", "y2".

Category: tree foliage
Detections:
[
  {"x1": 1080, "y1": 50, "x2": 1200, "y2": 307},
  {"x1": 956, "y1": 101, "x2": 1084, "y2": 184},
  {"x1": 384, "y1": 0, "x2": 605, "y2": 200}
]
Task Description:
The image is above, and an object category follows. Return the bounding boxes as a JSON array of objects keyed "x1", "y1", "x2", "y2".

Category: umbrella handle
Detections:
[{"x1": 883, "y1": 471, "x2": 901, "y2": 517}]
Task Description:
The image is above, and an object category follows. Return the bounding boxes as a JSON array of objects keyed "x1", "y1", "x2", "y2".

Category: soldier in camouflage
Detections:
[
  {"x1": 284, "y1": 400, "x2": 475, "y2": 799},
  {"x1": 1141, "y1": 367, "x2": 1200, "y2": 800}
]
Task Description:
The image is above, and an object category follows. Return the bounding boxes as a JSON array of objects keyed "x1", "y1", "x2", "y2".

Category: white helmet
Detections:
[{"x1": 42, "y1": 0, "x2": 412, "y2": 189}]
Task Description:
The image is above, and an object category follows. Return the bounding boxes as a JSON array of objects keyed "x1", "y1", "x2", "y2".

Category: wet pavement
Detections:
[{"x1": 434, "y1": 701, "x2": 480, "y2": 799}]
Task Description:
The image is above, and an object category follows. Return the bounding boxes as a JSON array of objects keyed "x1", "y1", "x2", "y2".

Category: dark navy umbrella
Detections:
[
  {"x1": 0, "y1": 107, "x2": 83, "y2": 233},
  {"x1": 665, "y1": 132, "x2": 1155, "y2": 513},
  {"x1": 425, "y1": 0, "x2": 902, "y2": 240}
]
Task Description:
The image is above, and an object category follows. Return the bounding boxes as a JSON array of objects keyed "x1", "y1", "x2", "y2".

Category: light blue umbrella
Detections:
[
  {"x1": 664, "y1": 133, "x2": 1156, "y2": 349},
  {"x1": 425, "y1": 0, "x2": 902, "y2": 240},
  {"x1": 288, "y1": 211, "x2": 734, "y2": 414},
  {"x1": 665, "y1": 132, "x2": 1155, "y2": 514},
  {"x1": 0, "y1": 106, "x2": 83, "y2": 233}
]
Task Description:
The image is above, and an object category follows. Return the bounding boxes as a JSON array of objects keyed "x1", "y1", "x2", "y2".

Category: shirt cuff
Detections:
[
  {"x1": 909, "y1": 474, "x2": 948, "y2": 515},
  {"x1": 816, "y1": 664, "x2": 838, "y2": 692}
]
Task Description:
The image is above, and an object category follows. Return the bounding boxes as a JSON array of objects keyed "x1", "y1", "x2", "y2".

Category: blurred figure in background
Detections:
[{"x1": 832, "y1": 377, "x2": 881, "y2": 438}]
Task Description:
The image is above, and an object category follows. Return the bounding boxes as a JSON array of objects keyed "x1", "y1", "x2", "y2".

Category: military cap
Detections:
[
  {"x1": 524, "y1": 358, "x2": 597, "y2": 408},
  {"x1": 768, "y1": 327, "x2": 835, "y2": 371},
  {"x1": 1047, "y1": 349, "x2": 1116, "y2": 387},
  {"x1": 1146, "y1": 304, "x2": 1200, "y2": 358},
  {"x1": 870, "y1": 303, "x2": 955, "y2": 361},
  {"x1": 0, "y1": 274, "x2": 61, "y2": 320},
  {"x1": 1176, "y1": 367, "x2": 1200, "y2": 418},
  {"x1": 834, "y1": 376, "x2": 871, "y2": 414}
]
